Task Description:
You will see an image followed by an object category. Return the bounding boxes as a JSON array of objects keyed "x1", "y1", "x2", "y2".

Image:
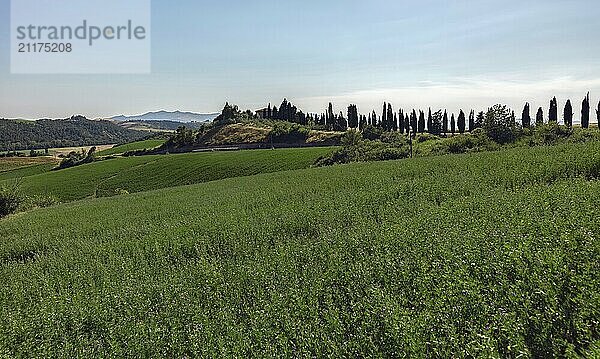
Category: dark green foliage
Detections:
[
  {"x1": 549, "y1": 96, "x2": 558, "y2": 123},
  {"x1": 458, "y1": 110, "x2": 466, "y2": 134},
  {"x1": 361, "y1": 125, "x2": 384, "y2": 141},
  {"x1": 468, "y1": 110, "x2": 475, "y2": 131},
  {"x1": 597, "y1": 101, "x2": 600, "y2": 129},
  {"x1": 164, "y1": 126, "x2": 195, "y2": 149},
  {"x1": 213, "y1": 102, "x2": 241, "y2": 125},
  {"x1": 451, "y1": 114, "x2": 456, "y2": 134},
  {"x1": 410, "y1": 110, "x2": 417, "y2": 134},
  {"x1": 0, "y1": 116, "x2": 145, "y2": 151},
  {"x1": 443, "y1": 110, "x2": 449, "y2": 134},
  {"x1": 483, "y1": 104, "x2": 516, "y2": 144},
  {"x1": 427, "y1": 108, "x2": 433, "y2": 133},
  {"x1": 475, "y1": 111, "x2": 484, "y2": 129},
  {"x1": 429, "y1": 110, "x2": 443, "y2": 135},
  {"x1": 522, "y1": 103, "x2": 531, "y2": 128},
  {"x1": 398, "y1": 110, "x2": 405, "y2": 134},
  {"x1": 529, "y1": 123, "x2": 573, "y2": 146},
  {"x1": 564, "y1": 100, "x2": 573, "y2": 127},
  {"x1": 269, "y1": 123, "x2": 310, "y2": 143},
  {"x1": 0, "y1": 183, "x2": 23, "y2": 218},
  {"x1": 536, "y1": 107, "x2": 544, "y2": 126},
  {"x1": 347, "y1": 105, "x2": 359, "y2": 129},
  {"x1": 315, "y1": 131, "x2": 409, "y2": 166},
  {"x1": 582, "y1": 93, "x2": 590, "y2": 129},
  {"x1": 418, "y1": 110, "x2": 425, "y2": 133},
  {"x1": 56, "y1": 147, "x2": 97, "y2": 170}
]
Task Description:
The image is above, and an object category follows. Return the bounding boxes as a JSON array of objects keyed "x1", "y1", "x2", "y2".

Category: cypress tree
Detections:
[
  {"x1": 410, "y1": 110, "x2": 417, "y2": 134},
  {"x1": 549, "y1": 97, "x2": 558, "y2": 123},
  {"x1": 468, "y1": 110, "x2": 475, "y2": 132},
  {"x1": 418, "y1": 110, "x2": 425, "y2": 133},
  {"x1": 405, "y1": 114, "x2": 411, "y2": 134},
  {"x1": 382, "y1": 102, "x2": 387, "y2": 129},
  {"x1": 458, "y1": 110, "x2": 466, "y2": 134},
  {"x1": 327, "y1": 103, "x2": 335, "y2": 130},
  {"x1": 267, "y1": 103, "x2": 272, "y2": 119},
  {"x1": 399, "y1": 110, "x2": 405, "y2": 134},
  {"x1": 347, "y1": 104, "x2": 359, "y2": 129},
  {"x1": 387, "y1": 103, "x2": 394, "y2": 131},
  {"x1": 522, "y1": 103, "x2": 531, "y2": 128},
  {"x1": 582, "y1": 92, "x2": 590, "y2": 129},
  {"x1": 427, "y1": 108, "x2": 432, "y2": 133},
  {"x1": 597, "y1": 101, "x2": 600, "y2": 129},
  {"x1": 536, "y1": 107, "x2": 544, "y2": 126},
  {"x1": 443, "y1": 110, "x2": 449, "y2": 134},
  {"x1": 450, "y1": 114, "x2": 456, "y2": 134},
  {"x1": 372, "y1": 110, "x2": 378, "y2": 127},
  {"x1": 564, "y1": 100, "x2": 573, "y2": 127},
  {"x1": 475, "y1": 111, "x2": 484, "y2": 129}
]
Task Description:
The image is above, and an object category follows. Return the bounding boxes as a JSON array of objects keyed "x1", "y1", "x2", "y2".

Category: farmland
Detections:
[
  {"x1": 96, "y1": 140, "x2": 165, "y2": 156},
  {"x1": 0, "y1": 142, "x2": 599, "y2": 357},
  {"x1": 0, "y1": 147, "x2": 334, "y2": 201}
]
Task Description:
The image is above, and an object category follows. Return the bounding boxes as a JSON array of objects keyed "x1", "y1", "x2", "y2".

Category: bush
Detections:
[
  {"x1": 270, "y1": 123, "x2": 310, "y2": 143},
  {"x1": 484, "y1": 104, "x2": 517, "y2": 144},
  {"x1": 315, "y1": 137, "x2": 410, "y2": 166},
  {"x1": 0, "y1": 184, "x2": 24, "y2": 218}
]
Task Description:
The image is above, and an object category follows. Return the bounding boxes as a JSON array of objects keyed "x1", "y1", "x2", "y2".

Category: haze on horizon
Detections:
[{"x1": 0, "y1": 0, "x2": 599, "y2": 120}]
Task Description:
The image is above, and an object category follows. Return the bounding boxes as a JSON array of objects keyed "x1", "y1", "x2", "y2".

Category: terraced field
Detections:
[
  {"x1": 0, "y1": 147, "x2": 334, "y2": 201},
  {"x1": 0, "y1": 142, "x2": 598, "y2": 357}
]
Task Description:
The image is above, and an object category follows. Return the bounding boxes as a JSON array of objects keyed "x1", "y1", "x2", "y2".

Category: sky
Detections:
[{"x1": 0, "y1": 0, "x2": 599, "y2": 119}]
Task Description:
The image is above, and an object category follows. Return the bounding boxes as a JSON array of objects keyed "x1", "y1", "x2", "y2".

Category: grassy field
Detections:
[
  {"x1": 0, "y1": 147, "x2": 334, "y2": 201},
  {"x1": 0, "y1": 142, "x2": 598, "y2": 356},
  {"x1": 96, "y1": 140, "x2": 165, "y2": 156},
  {"x1": 0, "y1": 157, "x2": 57, "y2": 172}
]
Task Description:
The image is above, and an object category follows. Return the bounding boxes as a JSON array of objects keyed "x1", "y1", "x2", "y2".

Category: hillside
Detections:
[
  {"x1": 0, "y1": 142, "x2": 599, "y2": 356},
  {"x1": 1, "y1": 147, "x2": 334, "y2": 201},
  {"x1": 0, "y1": 116, "x2": 146, "y2": 151}
]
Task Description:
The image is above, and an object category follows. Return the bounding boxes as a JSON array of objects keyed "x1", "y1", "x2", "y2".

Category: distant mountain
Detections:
[
  {"x1": 109, "y1": 111, "x2": 219, "y2": 123},
  {"x1": 0, "y1": 115, "x2": 146, "y2": 151},
  {"x1": 119, "y1": 119, "x2": 205, "y2": 132}
]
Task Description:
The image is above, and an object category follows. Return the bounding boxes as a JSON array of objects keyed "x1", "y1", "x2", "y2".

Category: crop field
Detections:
[
  {"x1": 96, "y1": 140, "x2": 165, "y2": 156},
  {"x1": 0, "y1": 157, "x2": 57, "y2": 172},
  {"x1": 0, "y1": 142, "x2": 598, "y2": 357},
  {"x1": 0, "y1": 147, "x2": 334, "y2": 201}
]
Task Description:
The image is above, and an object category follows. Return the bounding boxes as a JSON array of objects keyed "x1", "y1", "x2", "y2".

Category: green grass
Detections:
[
  {"x1": 1, "y1": 147, "x2": 334, "y2": 201},
  {"x1": 0, "y1": 157, "x2": 56, "y2": 172},
  {"x1": 96, "y1": 140, "x2": 165, "y2": 156},
  {"x1": 0, "y1": 142, "x2": 599, "y2": 356}
]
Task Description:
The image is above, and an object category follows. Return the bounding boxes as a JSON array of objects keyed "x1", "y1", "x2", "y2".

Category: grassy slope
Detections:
[
  {"x1": 96, "y1": 140, "x2": 165, "y2": 156},
  {"x1": 0, "y1": 157, "x2": 57, "y2": 172},
  {"x1": 0, "y1": 143, "x2": 599, "y2": 356},
  {"x1": 1, "y1": 147, "x2": 334, "y2": 201}
]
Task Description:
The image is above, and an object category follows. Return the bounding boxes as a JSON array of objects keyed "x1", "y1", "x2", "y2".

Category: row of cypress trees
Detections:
[{"x1": 261, "y1": 94, "x2": 600, "y2": 133}]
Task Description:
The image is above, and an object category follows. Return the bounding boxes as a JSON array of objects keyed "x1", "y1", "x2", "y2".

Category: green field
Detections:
[
  {"x1": 0, "y1": 157, "x2": 57, "y2": 172},
  {"x1": 0, "y1": 147, "x2": 334, "y2": 201},
  {"x1": 0, "y1": 143, "x2": 598, "y2": 357},
  {"x1": 96, "y1": 140, "x2": 165, "y2": 156}
]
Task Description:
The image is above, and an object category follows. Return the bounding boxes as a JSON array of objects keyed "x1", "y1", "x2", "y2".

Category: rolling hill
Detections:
[
  {"x1": 0, "y1": 116, "x2": 146, "y2": 151},
  {"x1": 0, "y1": 142, "x2": 598, "y2": 356},
  {"x1": 1, "y1": 147, "x2": 335, "y2": 201}
]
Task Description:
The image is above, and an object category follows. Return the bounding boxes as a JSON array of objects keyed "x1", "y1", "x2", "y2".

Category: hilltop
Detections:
[{"x1": 0, "y1": 116, "x2": 147, "y2": 151}]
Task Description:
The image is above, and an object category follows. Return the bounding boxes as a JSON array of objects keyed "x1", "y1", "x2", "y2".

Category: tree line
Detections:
[{"x1": 255, "y1": 94, "x2": 600, "y2": 134}]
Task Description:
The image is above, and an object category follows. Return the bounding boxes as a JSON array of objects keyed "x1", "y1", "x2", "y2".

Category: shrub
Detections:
[
  {"x1": 484, "y1": 104, "x2": 517, "y2": 144},
  {"x1": 270, "y1": 123, "x2": 310, "y2": 143},
  {"x1": 0, "y1": 184, "x2": 24, "y2": 218}
]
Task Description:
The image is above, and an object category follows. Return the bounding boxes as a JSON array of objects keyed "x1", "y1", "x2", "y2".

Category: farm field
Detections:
[
  {"x1": 0, "y1": 147, "x2": 334, "y2": 201},
  {"x1": 96, "y1": 140, "x2": 165, "y2": 156},
  {"x1": 0, "y1": 157, "x2": 57, "y2": 172},
  {"x1": 0, "y1": 142, "x2": 598, "y2": 357}
]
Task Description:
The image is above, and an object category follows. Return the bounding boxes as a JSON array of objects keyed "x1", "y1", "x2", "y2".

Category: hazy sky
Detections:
[{"x1": 1, "y1": 0, "x2": 599, "y2": 119}]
